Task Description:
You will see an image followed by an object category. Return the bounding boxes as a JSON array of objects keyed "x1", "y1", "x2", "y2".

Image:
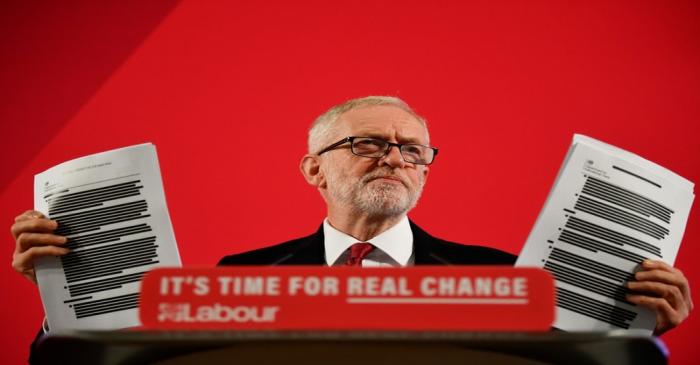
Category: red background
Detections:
[{"x1": 1, "y1": 1, "x2": 698, "y2": 363}]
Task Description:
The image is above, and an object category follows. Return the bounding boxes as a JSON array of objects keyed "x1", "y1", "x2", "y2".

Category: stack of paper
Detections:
[
  {"x1": 516, "y1": 135, "x2": 694, "y2": 334},
  {"x1": 34, "y1": 143, "x2": 181, "y2": 331}
]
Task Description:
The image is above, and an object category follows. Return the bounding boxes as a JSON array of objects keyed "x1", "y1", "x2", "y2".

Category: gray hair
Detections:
[{"x1": 307, "y1": 96, "x2": 429, "y2": 154}]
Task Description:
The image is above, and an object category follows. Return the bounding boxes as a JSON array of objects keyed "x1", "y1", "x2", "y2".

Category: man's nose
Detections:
[{"x1": 378, "y1": 145, "x2": 406, "y2": 168}]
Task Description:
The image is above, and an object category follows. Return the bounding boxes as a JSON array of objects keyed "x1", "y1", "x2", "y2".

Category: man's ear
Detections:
[
  {"x1": 300, "y1": 154, "x2": 325, "y2": 188},
  {"x1": 419, "y1": 165, "x2": 429, "y2": 186}
]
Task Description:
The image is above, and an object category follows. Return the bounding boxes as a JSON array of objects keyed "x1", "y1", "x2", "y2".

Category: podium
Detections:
[
  {"x1": 34, "y1": 330, "x2": 667, "y2": 365},
  {"x1": 36, "y1": 267, "x2": 667, "y2": 364}
]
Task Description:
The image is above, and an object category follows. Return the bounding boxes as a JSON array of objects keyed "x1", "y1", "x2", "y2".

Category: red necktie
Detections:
[{"x1": 345, "y1": 242, "x2": 375, "y2": 266}]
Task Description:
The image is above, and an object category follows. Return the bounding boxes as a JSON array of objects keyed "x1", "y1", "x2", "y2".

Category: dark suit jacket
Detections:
[{"x1": 219, "y1": 220, "x2": 516, "y2": 266}]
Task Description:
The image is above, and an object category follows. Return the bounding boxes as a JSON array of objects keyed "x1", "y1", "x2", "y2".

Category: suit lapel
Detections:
[
  {"x1": 411, "y1": 220, "x2": 453, "y2": 265},
  {"x1": 274, "y1": 226, "x2": 327, "y2": 265}
]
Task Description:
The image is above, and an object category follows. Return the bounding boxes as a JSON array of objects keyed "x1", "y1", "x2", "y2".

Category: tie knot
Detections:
[{"x1": 346, "y1": 242, "x2": 375, "y2": 266}]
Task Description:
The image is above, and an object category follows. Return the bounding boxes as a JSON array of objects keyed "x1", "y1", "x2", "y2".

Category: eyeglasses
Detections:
[{"x1": 317, "y1": 136, "x2": 438, "y2": 165}]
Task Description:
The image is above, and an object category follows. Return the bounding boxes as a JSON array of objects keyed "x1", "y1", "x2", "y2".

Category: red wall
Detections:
[{"x1": 1, "y1": 1, "x2": 699, "y2": 363}]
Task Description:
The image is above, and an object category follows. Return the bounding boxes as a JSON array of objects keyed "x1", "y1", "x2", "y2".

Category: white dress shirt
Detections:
[{"x1": 323, "y1": 216, "x2": 414, "y2": 267}]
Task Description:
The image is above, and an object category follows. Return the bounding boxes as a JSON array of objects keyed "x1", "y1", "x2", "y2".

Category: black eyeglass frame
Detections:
[{"x1": 316, "y1": 136, "x2": 439, "y2": 165}]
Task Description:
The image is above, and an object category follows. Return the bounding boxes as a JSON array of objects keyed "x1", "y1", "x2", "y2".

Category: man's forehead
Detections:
[{"x1": 336, "y1": 105, "x2": 429, "y2": 142}]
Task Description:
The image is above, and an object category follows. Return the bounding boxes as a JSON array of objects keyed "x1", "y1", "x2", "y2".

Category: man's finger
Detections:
[
  {"x1": 627, "y1": 281, "x2": 685, "y2": 309},
  {"x1": 14, "y1": 210, "x2": 45, "y2": 223},
  {"x1": 641, "y1": 259, "x2": 679, "y2": 275},
  {"x1": 12, "y1": 246, "x2": 71, "y2": 273},
  {"x1": 10, "y1": 218, "x2": 58, "y2": 240},
  {"x1": 635, "y1": 269, "x2": 688, "y2": 289},
  {"x1": 627, "y1": 295, "x2": 675, "y2": 315},
  {"x1": 627, "y1": 294, "x2": 684, "y2": 331},
  {"x1": 16, "y1": 233, "x2": 68, "y2": 252}
]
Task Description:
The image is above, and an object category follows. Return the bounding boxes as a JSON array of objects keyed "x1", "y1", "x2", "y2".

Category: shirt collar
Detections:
[{"x1": 323, "y1": 216, "x2": 413, "y2": 266}]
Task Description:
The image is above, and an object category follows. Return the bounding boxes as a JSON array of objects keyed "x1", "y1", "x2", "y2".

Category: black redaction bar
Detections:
[
  {"x1": 66, "y1": 224, "x2": 152, "y2": 250},
  {"x1": 549, "y1": 247, "x2": 633, "y2": 283},
  {"x1": 48, "y1": 180, "x2": 143, "y2": 215},
  {"x1": 583, "y1": 176, "x2": 672, "y2": 223},
  {"x1": 574, "y1": 196, "x2": 668, "y2": 240},
  {"x1": 556, "y1": 287, "x2": 635, "y2": 329},
  {"x1": 68, "y1": 272, "x2": 146, "y2": 297},
  {"x1": 565, "y1": 216, "x2": 661, "y2": 257},
  {"x1": 73, "y1": 293, "x2": 140, "y2": 319},
  {"x1": 545, "y1": 261, "x2": 631, "y2": 303},
  {"x1": 558, "y1": 229, "x2": 646, "y2": 263}
]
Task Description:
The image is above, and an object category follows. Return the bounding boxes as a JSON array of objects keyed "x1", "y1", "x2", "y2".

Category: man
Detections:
[
  {"x1": 219, "y1": 96, "x2": 515, "y2": 267},
  {"x1": 11, "y1": 96, "x2": 693, "y2": 340}
]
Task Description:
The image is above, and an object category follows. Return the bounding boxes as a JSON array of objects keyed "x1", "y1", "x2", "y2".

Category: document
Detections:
[
  {"x1": 516, "y1": 135, "x2": 694, "y2": 334},
  {"x1": 34, "y1": 143, "x2": 181, "y2": 331}
]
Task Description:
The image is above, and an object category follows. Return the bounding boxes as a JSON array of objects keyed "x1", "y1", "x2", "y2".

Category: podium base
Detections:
[{"x1": 35, "y1": 330, "x2": 667, "y2": 365}]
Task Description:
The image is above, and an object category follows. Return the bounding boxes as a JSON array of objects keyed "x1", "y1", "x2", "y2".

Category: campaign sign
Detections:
[{"x1": 140, "y1": 266, "x2": 555, "y2": 331}]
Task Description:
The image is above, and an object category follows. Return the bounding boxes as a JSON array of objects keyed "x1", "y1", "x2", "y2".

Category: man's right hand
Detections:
[{"x1": 11, "y1": 210, "x2": 69, "y2": 284}]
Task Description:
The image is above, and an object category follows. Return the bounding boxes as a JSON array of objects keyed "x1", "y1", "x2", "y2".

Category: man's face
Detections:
[{"x1": 319, "y1": 105, "x2": 430, "y2": 218}]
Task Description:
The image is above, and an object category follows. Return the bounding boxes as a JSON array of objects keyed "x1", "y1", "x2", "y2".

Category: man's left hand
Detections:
[{"x1": 626, "y1": 259, "x2": 693, "y2": 335}]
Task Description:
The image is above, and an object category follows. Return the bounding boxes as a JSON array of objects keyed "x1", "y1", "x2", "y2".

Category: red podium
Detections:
[{"x1": 32, "y1": 267, "x2": 667, "y2": 364}]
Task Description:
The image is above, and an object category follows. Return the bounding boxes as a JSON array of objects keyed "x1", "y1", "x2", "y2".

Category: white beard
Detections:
[{"x1": 325, "y1": 166, "x2": 424, "y2": 218}]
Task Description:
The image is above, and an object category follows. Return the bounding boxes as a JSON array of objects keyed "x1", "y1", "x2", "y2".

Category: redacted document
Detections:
[
  {"x1": 516, "y1": 135, "x2": 694, "y2": 334},
  {"x1": 34, "y1": 143, "x2": 181, "y2": 331}
]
